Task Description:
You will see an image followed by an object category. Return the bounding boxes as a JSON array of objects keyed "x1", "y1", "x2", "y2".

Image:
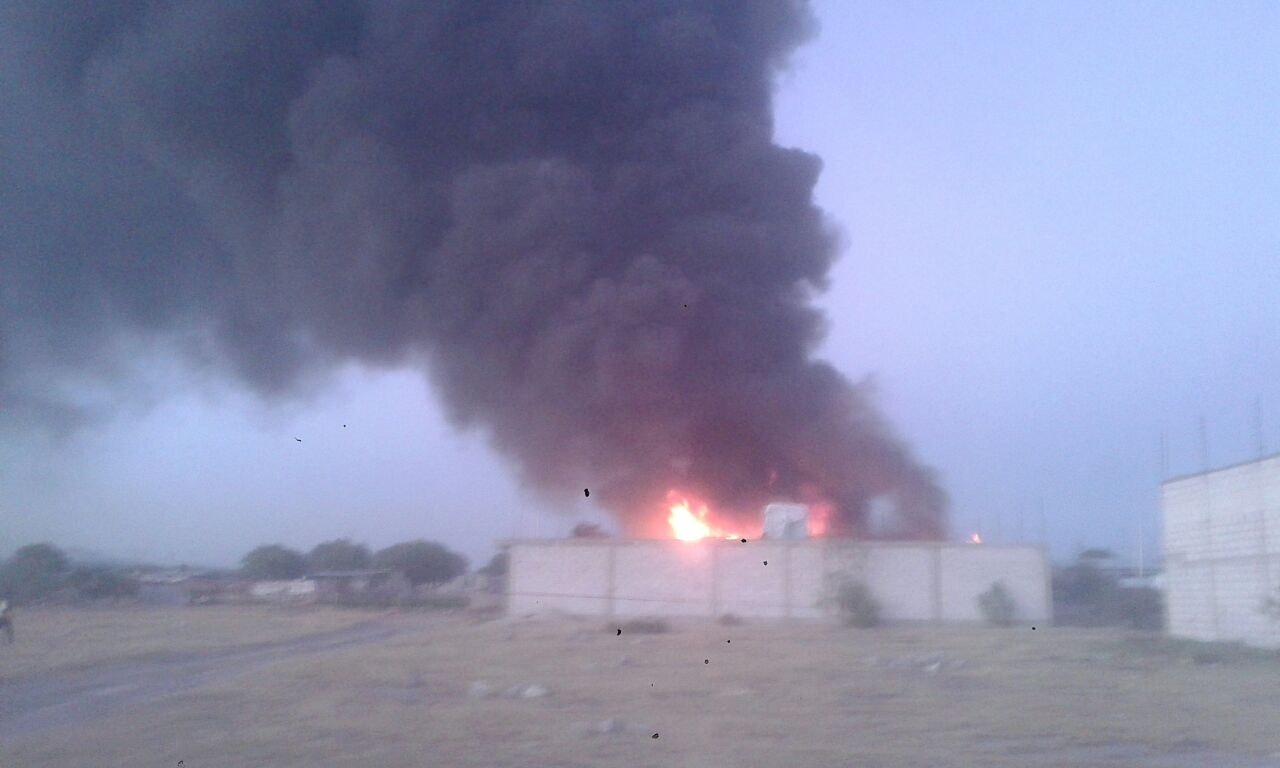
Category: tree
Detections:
[
  {"x1": 478, "y1": 551, "x2": 508, "y2": 578},
  {"x1": 67, "y1": 566, "x2": 140, "y2": 600},
  {"x1": 1052, "y1": 550, "x2": 1163, "y2": 630},
  {"x1": 307, "y1": 539, "x2": 372, "y2": 572},
  {"x1": 373, "y1": 540, "x2": 467, "y2": 586},
  {"x1": 2, "y1": 543, "x2": 70, "y2": 603},
  {"x1": 240, "y1": 545, "x2": 307, "y2": 580}
]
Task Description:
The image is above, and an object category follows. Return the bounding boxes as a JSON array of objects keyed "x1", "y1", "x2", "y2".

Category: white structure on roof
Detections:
[
  {"x1": 1162, "y1": 453, "x2": 1280, "y2": 648},
  {"x1": 762, "y1": 503, "x2": 810, "y2": 539}
]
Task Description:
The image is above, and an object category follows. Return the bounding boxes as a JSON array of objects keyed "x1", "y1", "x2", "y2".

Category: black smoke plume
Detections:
[{"x1": 0, "y1": 1, "x2": 946, "y2": 538}]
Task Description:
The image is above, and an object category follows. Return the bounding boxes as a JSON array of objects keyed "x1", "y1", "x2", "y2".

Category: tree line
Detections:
[
  {"x1": 240, "y1": 538, "x2": 468, "y2": 586},
  {"x1": 0, "y1": 538, "x2": 486, "y2": 604}
]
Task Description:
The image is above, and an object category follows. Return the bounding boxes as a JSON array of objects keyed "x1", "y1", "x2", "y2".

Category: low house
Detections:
[
  {"x1": 136, "y1": 569, "x2": 237, "y2": 605},
  {"x1": 249, "y1": 579, "x2": 318, "y2": 604},
  {"x1": 310, "y1": 570, "x2": 412, "y2": 606},
  {"x1": 136, "y1": 574, "x2": 193, "y2": 606}
]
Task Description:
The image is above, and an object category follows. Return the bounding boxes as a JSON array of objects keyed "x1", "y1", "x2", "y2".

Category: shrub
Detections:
[
  {"x1": 240, "y1": 545, "x2": 308, "y2": 580},
  {"x1": 978, "y1": 581, "x2": 1018, "y2": 627},
  {"x1": 835, "y1": 579, "x2": 881, "y2": 628}
]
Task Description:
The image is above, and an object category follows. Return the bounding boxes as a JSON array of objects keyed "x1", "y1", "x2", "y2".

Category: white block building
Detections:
[{"x1": 1162, "y1": 453, "x2": 1280, "y2": 648}]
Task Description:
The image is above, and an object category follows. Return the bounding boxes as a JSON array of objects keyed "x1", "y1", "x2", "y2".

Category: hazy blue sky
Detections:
[{"x1": 3, "y1": 1, "x2": 1277, "y2": 568}]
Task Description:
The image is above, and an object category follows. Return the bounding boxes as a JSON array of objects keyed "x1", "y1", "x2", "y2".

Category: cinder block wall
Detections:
[
  {"x1": 1162, "y1": 454, "x2": 1280, "y2": 648},
  {"x1": 505, "y1": 539, "x2": 1052, "y2": 624}
]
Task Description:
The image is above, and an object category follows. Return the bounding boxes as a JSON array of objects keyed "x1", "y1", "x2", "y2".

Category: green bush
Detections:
[
  {"x1": 835, "y1": 580, "x2": 881, "y2": 628},
  {"x1": 978, "y1": 581, "x2": 1018, "y2": 627}
]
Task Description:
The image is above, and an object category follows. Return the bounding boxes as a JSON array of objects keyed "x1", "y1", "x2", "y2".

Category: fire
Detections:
[
  {"x1": 806, "y1": 502, "x2": 832, "y2": 537},
  {"x1": 667, "y1": 494, "x2": 739, "y2": 541},
  {"x1": 969, "y1": 532, "x2": 982, "y2": 544}
]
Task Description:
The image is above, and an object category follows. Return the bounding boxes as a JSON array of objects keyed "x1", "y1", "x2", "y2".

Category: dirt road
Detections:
[{"x1": 0, "y1": 616, "x2": 414, "y2": 738}]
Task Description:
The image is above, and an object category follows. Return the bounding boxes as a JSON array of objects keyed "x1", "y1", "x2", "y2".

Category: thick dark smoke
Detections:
[{"x1": 0, "y1": 1, "x2": 946, "y2": 538}]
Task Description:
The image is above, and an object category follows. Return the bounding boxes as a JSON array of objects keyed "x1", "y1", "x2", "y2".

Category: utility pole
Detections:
[
  {"x1": 1159, "y1": 431, "x2": 1169, "y2": 479},
  {"x1": 1198, "y1": 415, "x2": 1211, "y2": 472},
  {"x1": 1255, "y1": 396, "x2": 1267, "y2": 460},
  {"x1": 1138, "y1": 511, "x2": 1145, "y2": 579}
]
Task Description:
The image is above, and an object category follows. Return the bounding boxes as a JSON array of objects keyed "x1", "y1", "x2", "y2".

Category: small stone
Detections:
[{"x1": 521, "y1": 684, "x2": 549, "y2": 699}]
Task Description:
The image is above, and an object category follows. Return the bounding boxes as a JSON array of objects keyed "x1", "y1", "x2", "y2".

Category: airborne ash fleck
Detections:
[{"x1": 0, "y1": 1, "x2": 945, "y2": 538}]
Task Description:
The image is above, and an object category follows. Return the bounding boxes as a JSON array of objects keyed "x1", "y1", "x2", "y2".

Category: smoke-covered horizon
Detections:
[{"x1": 1, "y1": 1, "x2": 945, "y2": 538}]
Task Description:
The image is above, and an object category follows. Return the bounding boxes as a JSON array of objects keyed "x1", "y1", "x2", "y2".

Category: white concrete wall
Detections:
[
  {"x1": 505, "y1": 539, "x2": 1051, "y2": 624},
  {"x1": 1162, "y1": 454, "x2": 1280, "y2": 648},
  {"x1": 506, "y1": 540, "x2": 612, "y2": 615}
]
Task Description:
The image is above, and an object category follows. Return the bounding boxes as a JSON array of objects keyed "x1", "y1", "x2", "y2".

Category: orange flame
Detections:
[
  {"x1": 969, "y1": 532, "x2": 982, "y2": 544},
  {"x1": 667, "y1": 494, "x2": 739, "y2": 541}
]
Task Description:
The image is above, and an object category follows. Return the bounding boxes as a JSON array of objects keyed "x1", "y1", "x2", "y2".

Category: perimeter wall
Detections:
[{"x1": 506, "y1": 539, "x2": 1052, "y2": 624}]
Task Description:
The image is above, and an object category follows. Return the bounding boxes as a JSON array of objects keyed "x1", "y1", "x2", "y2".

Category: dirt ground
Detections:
[
  {"x1": 0, "y1": 604, "x2": 383, "y2": 681},
  {"x1": 3, "y1": 607, "x2": 1280, "y2": 768}
]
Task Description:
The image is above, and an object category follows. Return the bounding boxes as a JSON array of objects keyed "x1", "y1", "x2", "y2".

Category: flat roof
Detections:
[{"x1": 1161, "y1": 449, "x2": 1280, "y2": 486}]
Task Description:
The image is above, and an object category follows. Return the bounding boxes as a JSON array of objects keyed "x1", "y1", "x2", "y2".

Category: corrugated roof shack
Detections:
[
  {"x1": 311, "y1": 570, "x2": 412, "y2": 607},
  {"x1": 1162, "y1": 453, "x2": 1280, "y2": 648},
  {"x1": 136, "y1": 570, "x2": 244, "y2": 605}
]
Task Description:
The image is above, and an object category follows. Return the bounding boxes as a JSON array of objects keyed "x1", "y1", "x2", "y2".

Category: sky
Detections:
[{"x1": 2, "y1": 1, "x2": 1278, "y2": 569}]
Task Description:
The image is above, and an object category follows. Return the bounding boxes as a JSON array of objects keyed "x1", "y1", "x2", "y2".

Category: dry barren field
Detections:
[{"x1": 3, "y1": 606, "x2": 1280, "y2": 767}]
